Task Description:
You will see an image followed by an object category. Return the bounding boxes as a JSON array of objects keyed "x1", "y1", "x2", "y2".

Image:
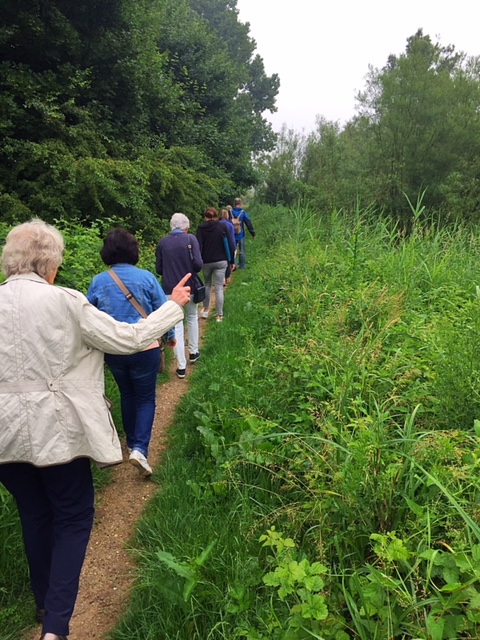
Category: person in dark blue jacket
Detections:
[
  {"x1": 231, "y1": 197, "x2": 256, "y2": 269},
  {"x1": 156, "y1": 213, "x2": 203, "y2": 379}
]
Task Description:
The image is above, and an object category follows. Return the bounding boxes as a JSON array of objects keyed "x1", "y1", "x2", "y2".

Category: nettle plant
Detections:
[
  {"x1": 344, "y1": 533, "x2": 480, "y2": 640},
  {"x1": 239, "y1": 527, "x2": 348, "y2": 640}
]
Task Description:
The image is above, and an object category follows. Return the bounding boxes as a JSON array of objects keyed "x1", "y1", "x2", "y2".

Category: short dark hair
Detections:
[
  {"x1": 100, "y1": 228, "x2": 139, "y2": 266},
  {"x1": 234, "y1": 198, "x2": 242, "y2": 206},
  {"x1": 204, "y1": 207, "x2": 218, "y2": 220}
]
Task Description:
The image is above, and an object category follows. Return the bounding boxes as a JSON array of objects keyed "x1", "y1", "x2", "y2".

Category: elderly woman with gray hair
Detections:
[
  {"x1": 156, "y1": 212, "x2": 203, "y2": 379},
  {"x1": 0, "y1": 219, "x2": 191, "y2": 640}
]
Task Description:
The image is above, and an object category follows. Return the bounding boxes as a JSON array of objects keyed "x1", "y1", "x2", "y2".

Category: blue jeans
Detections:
[
  {"x1": 236, "y1": 237, "x2": 247, "y2": 269},
  {"x1": 105, "y1": 348, "x2": 160, "y2": 457},
  {"x1": 0, "y1": 458, "x2": 94, "y2": 637}
]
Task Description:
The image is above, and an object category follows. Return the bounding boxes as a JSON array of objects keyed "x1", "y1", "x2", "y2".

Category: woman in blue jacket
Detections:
[{"x1": 87, "y1": 228, "x2": 174, "y2": 478}]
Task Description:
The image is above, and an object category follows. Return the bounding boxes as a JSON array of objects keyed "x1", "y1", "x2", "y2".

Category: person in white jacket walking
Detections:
[{"x1": 0, "y1": 219, "x2": 191, "y2": 640}]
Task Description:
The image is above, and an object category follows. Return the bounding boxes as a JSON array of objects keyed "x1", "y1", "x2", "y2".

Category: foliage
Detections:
[
  {"x1": 256, "y1": 126, "x2": 306, "y2": 206},
  {"x1": 0, "y1": 0, "x2": 278, "y2": 231}
]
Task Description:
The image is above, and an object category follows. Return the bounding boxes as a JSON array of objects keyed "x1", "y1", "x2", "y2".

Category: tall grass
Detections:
[{"x1": 104, "y1": 204, "x2": 480, "y2": 639}]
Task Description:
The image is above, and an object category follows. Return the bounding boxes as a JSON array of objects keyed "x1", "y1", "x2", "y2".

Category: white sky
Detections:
[{"x1": 236, "y1": 0, "x2": 480, "y2": 133}]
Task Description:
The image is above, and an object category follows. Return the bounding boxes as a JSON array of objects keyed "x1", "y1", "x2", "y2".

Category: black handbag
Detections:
[
  {"x1": 192, "y1": 276, "x2": 206, "y2": 304},
  {"x1": 187, "y1": 237, "x2": 205, "y2": 304}
]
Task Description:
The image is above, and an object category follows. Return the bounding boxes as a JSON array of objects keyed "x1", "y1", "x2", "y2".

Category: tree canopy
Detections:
[{"x1": 0, "y1": 0, "x2": 279, "y2": 234}]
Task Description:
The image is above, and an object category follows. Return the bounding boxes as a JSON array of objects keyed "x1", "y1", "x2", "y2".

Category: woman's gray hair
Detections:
[
  {"x1": 170, "y1": 213, "x2": 190, "y2": 231},
  {"x1": 1, "y1": 219, "x2": 64, "y2": 278}
]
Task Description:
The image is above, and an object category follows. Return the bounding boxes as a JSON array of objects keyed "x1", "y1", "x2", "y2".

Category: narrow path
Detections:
[{"x1": 25, "y1": 318, "x2": 208, "y2": 640}]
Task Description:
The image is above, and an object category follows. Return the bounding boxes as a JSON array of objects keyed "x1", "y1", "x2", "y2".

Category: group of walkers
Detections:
[
  {"x1": 156, "y1": 198, "x2": 255, "y2": 375},
  {"x1": 0, "y1": 199, "x2": 255, "y2": 640}
]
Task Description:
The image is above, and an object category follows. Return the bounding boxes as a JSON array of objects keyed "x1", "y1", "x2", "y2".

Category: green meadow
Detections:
[{"x1": 3, "y1": 205, "x2": 480, "y2": 639}]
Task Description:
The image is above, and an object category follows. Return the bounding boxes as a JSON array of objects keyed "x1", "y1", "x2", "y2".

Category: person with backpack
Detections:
[{"x1": 231, "y1": 197, "x2": 255, "y2": 269}]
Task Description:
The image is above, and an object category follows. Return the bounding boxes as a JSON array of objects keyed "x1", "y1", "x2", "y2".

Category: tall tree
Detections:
[
  {"x1": 356, "y1": 29, "x2": 480, "y2": 224},
  {"x1": 0, "y1": 0, "x2": 279, "y2": 228}
]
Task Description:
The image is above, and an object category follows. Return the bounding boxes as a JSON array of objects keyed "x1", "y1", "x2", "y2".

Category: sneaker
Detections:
[
  {"x1": 189, "y1": 352, "x2": 201, "y2": 363},
  {"x1": 129, "y1": 449, "x2": 152, "y2": 477},
  {"x1": 216, "y1": 315, "x2": 223, "y2": 322},
  {"x1": 176, "y1": 368, "x2": 186, "y2": 379},
  {"x1": 200, "y1": 309, "x2": 209, "y2": 319}
]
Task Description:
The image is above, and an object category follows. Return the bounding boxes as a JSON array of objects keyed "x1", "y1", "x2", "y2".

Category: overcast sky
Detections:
[{"x1": 236, "y1": 0, "x2": 480, "y2": 134}]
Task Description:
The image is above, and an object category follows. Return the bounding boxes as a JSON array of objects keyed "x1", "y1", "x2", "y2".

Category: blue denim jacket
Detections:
[{"x1": 87, "y1": 264, "x2": 174, "y2": 341}]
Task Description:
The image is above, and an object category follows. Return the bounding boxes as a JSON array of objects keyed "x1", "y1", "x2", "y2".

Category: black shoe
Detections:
[
  {"x1": 35, "y1": 608, "x2": 46, "y2": 623},
  {"x1": 175, "y1": 368, "x2": 186, "y2": 379},
  {"x1": 189, "y1": 352, "x2": 200, "y2": 363}
]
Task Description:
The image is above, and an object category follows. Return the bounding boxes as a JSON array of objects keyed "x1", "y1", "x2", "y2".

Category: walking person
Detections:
[
  {"x1": 196, "y1": 207, "x2": 236, "y2": 322},
  {"x1": 220, "y1": 208, "x2": 235, "y2": 285},
  {"x1": 231, "y1": 197, "x2": 256, "y2": 269},
  {"x1": 87, "y1": 228, "x2": 176, "y2": 478},
  {"x1": 0, "y1": 219, "x2": 190, "y2": 640},
  {"x1": 156, "y1": 213, "x2": 203, "y2": 379}
]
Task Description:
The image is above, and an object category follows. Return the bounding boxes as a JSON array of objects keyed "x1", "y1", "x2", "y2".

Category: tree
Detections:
[
  {"x1": 0, "y1": 0, "x2": 279, "y2": 229},
  {"x1": 258, "y1": 126, "x2": 305, "y2": 206},
  {"x1": 356, "y1": 29, "x2": 480, "y2": 225}
]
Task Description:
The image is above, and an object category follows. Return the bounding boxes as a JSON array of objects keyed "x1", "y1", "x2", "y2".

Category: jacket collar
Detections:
[{"x1": 5, "y1": 272, "x2": 50, "y2": 284}]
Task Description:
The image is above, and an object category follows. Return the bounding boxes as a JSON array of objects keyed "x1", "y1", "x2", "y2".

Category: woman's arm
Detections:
[{"x1": 78, "y1": 275, "x2": 191, "y2": 354}]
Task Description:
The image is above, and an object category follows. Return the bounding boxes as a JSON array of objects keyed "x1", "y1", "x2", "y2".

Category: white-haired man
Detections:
[{"x1": 156, "y1": 213, "x2": 203, "y2": 378}]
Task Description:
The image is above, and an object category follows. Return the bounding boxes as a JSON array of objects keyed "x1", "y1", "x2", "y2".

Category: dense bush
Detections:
[{"x1": 0, "y1": 0, "x2": 278, "y2": 233}]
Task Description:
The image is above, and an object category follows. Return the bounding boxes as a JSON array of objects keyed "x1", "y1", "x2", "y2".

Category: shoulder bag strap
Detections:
[
  {"x1": 186, "y1": 236, "x2": 203, "y2": 286},
  {"x1": 186, "y1": 234, "x2": 195, "y2": 264},
  {"x1": 108, "y1": 268, "x2": 147, "y2": 318},
  {"x1": 107, "y1": 269, "x2": 163, "y2": 349}
]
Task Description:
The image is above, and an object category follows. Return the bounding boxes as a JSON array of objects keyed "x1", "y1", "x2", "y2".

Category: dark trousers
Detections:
[{"x1": 0, "y1": 458, "x2": 95, "y2": 636}]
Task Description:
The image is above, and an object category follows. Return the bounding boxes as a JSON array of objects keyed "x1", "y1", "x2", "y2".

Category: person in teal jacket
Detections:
[{"x1": 230, "y1": 197, "x2": 256, "y2": 269}]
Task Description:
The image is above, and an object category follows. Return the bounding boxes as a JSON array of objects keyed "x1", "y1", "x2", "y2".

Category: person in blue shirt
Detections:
[
  {"x1": 87, "y1": 228, "x2": 174, "y2": 478},
  {"x1": 231, "y1": 197, "x2": 256, "y2": 269}
]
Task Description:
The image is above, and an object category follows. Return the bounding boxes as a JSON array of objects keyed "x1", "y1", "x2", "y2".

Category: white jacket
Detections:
[{"x1": 0, "y1": 273, "x2": 184, "y2": 467}]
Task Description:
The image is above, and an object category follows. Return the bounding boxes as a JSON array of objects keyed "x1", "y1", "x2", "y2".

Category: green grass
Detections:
[{"x1": 107, "y1": 204, "x2": 480, "y2": 639}]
